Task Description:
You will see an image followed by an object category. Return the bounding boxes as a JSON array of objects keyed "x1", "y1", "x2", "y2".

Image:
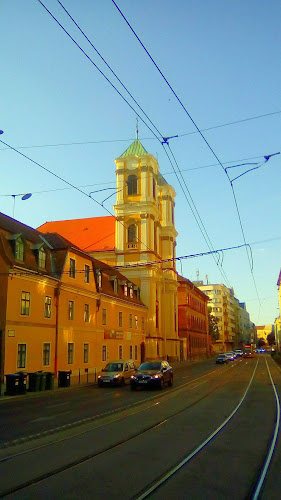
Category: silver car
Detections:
[{"x1": 98, "y1": 360, "x2": 137, "y2": 387}]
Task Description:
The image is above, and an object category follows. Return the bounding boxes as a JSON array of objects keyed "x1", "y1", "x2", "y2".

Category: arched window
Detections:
[
  {"x1": 127, "y1": 175, "x2": 138, "y2": 195},
  {"x1": 128, "y1": 224, "x2": 137, "y2": 243},
  {"x1": 153, "y1": 178, "x2": 156, "y2": 199}
]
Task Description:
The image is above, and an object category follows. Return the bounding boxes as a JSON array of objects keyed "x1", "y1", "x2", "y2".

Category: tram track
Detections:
[
  {"x1": 1, "y1": 356, "x2": 277, "y2": 500},
  {"x1": 133, "y1": 356, "x2": 280, "y2": 500},
  {"x1": 0, "y1": 360, "x2": 249, "y2": 498}
]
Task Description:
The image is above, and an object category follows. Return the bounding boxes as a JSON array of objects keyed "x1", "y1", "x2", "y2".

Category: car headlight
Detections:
[
  {"x1": 153, "y1": 375, "x2": 159, "y2": 379},
  {"x1": 98, "y1": 375, "x2": 101, "y2": 379},
  {"x1": 114, "y1": 374, "x2": 120, "y2": 378}
]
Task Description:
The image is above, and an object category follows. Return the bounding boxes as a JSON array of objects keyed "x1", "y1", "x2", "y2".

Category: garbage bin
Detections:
[
  {"x1": 45, "y1": 372, "x2": 55, "y2": 390},
  {"x1": 38, "y1": 371, "x2": 47, "y2": 391},
  {"x1": 58, "y1": 371, "x2": 71, "y2": 388},
  {"x1": 28, "y1": 372, "x2": 41, "y2": 392},
  {"x1": 5, "y1": 374, "x2": 20, "y2": 396},
  {"x1": 17, "y1": 372, "x2": 27, "y2": 394}
]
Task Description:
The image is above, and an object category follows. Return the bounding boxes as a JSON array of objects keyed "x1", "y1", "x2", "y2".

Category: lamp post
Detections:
[{"x1": 11, "y1": 193, "x2": 32, "y2": 218}]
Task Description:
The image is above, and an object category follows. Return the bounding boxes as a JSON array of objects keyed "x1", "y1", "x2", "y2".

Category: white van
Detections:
[{"x1": 98, "y1": 360, "x2": 137, "y2": 387}]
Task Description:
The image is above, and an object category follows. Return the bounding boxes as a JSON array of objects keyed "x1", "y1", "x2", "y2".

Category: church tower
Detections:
[{"x1": 114, "y1": 137, "x2": 179, "y2": 360}]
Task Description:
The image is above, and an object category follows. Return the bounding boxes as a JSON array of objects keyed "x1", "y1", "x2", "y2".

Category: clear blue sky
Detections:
[{"x1": 1, "y1": 0, "x2": 280, "y2": 325}]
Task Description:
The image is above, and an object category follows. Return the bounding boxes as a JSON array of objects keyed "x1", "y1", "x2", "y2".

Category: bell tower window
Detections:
[
  {"x1": 128, "y1": 224, "x2": 137, "y2": 243},
  {"x1": 127, "y1": 175, "x2": 138, "y2": 195}
]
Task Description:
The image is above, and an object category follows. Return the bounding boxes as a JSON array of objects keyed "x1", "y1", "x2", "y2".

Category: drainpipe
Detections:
[{"x1": 54, "y1": 285, "x2": 61, "y2": 376}]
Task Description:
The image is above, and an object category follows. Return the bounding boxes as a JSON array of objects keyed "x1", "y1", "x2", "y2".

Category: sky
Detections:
[{"x1": 1, "y1": 0, "x2": 280, "y2": 325}]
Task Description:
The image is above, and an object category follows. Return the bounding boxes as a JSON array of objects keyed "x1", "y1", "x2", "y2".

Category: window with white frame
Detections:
[
  {"x1": 84, "y1": 304, "x2": 90, "y2": 322},
  {"x1": 69, "y1": 258, "x2": 76, "y2": 278},
  {"x1": 17, "y1": 344, "x2": 26, "y2": 368},
  {"x1": 44, "y1": 296, "x2": 51, "y2": 318},
  {"x1": 21, "y1": 292, "x2": 30, "y2": 316},
  {"x1": 135, "y1": 315, "x2": 138, "y2": 328},
  {"x1": 84, "y1": 265, "x2": 90, "y2": 283},
  {"x1": 43, "y1": 343, "x2": 50, "y2": 366},
  {"x1": 119, "y1": 311, "x2": 123, "y2": 327},
  {"x1": 102, "y1": 308, "x2": 107, "y2": 325},
  {"x1": 84, "y1": 343, "x2": 89, "y2": 363},
  {"x1": 102, "y1": 345, "x2": 107, "y2": 361},
  {"x1": 68, "y1": 343, "x2": 74, "y2": 364},
  {"x1": 68, "y1": 300, "x2": 74, "y2": 320},
  {"x1": 119, "y1": 345, "x2": 123, "y2": 360}
]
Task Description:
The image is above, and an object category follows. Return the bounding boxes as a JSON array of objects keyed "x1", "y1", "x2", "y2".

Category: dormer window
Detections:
[
  {"x1": 127, "y1": 175, "x2": 138, "y2": 195},
  {"x1": 15, "y1": 238, "x2": 24, "y2": 261},
  {"x1": 129, "y1": 286, "x2": 134, "y2": 299},
  {"x1": 124, "y1": 283, "x2": 128, "y2": 296},
  {"x1": 38, "y1": 248, "x2": 46, "y2": 269},
  {"x1": 114, "y1": 278, "x2": 118, "y2": 294}
]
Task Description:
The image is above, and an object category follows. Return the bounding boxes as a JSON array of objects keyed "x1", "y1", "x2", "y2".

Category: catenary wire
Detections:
[
  {"x1": 36, "y1": 0, "x2": 162, "y2": 145},
  {"x1": 0, "y1": 137, "x2": 154, "y2": 254},
  {"x1": 0, "y1": 108, "x2": 280, "y2": 150},
  {"x1": 55, "y1": 0, "x2": 163, "y2": 140},
  {"x1": 0, "y1": 242, "x2": 249, "y2": 277},
  {"x1": 36, "y1": 0, "x2": 233, "y2": 286},
  {"x1": 111, "y1": 0, "x2": 264, "y2": 304}
]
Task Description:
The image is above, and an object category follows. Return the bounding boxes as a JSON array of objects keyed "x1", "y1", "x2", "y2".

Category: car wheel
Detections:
[
  {"x1": 131, "y1": 384, "x2": 136, "y2": 391},
  {"x1": 121, "y1": 378, "x2": 125, "y2": 386},
  {"x1": 168, "y1": 375, "x2": 173, "y2": 387},
  {"x1": 98, "y1": 381, "x2": 103, "y2": 387},
  {"x1": 159, "y1": 378, "x2": 164, "y2": 390}
]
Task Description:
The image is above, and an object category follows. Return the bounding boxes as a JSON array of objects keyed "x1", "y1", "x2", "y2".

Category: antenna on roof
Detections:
[{"x1": 136, "y1": 117, "x2": 138, "y2": 140}]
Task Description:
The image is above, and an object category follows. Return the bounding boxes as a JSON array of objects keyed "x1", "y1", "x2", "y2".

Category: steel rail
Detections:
[
  {"x1": 251, "y1": 357, "x2": 280, "y2": 499},
  {"x1": 0, "y1": 363, "x2": 244, "y2": 497},
  {"x1": 134, "y1": 358, "x2": 259, "y2": 500}
]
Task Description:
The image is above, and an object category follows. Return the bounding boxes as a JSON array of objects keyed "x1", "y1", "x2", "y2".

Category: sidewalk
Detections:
[{"x1": 0, "y1": 356, "x2": 214, "y2": 401}]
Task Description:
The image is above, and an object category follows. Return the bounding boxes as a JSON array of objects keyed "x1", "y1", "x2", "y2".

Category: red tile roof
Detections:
[{"x1": 38, "y1": 216, "x2": 115, "y2": 252}]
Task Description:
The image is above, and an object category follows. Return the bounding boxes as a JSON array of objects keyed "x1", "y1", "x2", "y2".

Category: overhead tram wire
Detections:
[
  {"x1": 37, "y1": 0, "x2": 233, "y2": 285},
  {"x1": 55, "y1": 0, "x2": 163, "y2": 140},
  {"x1": 111, "y1": 0, "x2": 263, "y2": 303},
  {"x1": 36, "y1": 0, "x2": 162, "y2": 145},
  {"x1": 0, "y1": 137, "x2": 154, "y2": 255},
  {"x1": 0, "y1": 109, "x2": 280, "y2": 150},
  {"x1": 165, "y1": 142, "x2": 231, "y2": 287},
  {"x1": 0, "y1": 242, "x2": 249, "y2": 277}
]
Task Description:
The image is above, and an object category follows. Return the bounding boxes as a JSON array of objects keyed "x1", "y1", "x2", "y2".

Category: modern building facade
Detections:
[{"x1": 197, "y1": 283, "x2": 238, "y2": 353}]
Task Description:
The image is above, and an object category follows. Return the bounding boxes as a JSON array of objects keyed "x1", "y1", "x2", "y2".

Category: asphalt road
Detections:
[{"x1": 0, "y1": 355, "x2": 280, "y2": 500}]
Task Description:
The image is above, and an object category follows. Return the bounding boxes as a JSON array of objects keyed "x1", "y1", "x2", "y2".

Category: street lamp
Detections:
[{"x1": 11, "y1": 193, "x2": 32, "y2": 218}]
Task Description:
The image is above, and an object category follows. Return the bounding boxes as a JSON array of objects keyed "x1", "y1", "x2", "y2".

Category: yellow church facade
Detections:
[
  {"x1": 90, "y1": 139, "x2": 179, "y2": 360},
  {"x1": 39, "y1": 139, "x2": 180, "y2": 361}
]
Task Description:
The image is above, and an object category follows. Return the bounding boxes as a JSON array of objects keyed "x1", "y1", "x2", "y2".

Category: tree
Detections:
[
  {"x1": 267, "y1": 332, "x2": 275, "y2": 346},
  {"x1": 208, "y1": 307, "x2": 220, "y2": 342}
]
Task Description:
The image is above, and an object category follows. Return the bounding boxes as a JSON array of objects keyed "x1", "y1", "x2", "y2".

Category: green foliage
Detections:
[{"x1": 208, "y1": 307, "x2": 220, "y2": 343}]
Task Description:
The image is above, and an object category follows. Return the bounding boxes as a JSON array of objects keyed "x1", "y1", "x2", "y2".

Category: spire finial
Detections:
[{"x1": 136, "y1": 117, "x2": 138, "y2": 140}]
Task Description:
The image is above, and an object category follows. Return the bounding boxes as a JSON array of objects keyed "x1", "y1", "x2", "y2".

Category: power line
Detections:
[
  {"x1": 111, "y1": 0, "x2": 265, "y2": 305},
  {"x1": 0, "y1": 242, "x2": 249, "y2": 277},
  {"x1": 0, "y1": 109, "x2": 279, "y2": 151},
  {"x1": 37, "y1": 0, "x2": 162, "y2": 145},
  {"x1": 37, "y1": 0, "x2": 233, "y2": 286}
]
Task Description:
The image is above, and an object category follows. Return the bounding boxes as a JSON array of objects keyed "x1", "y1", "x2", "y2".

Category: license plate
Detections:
[
  {"x1": 103, "y1": 380, "x2": 111, "y2": 383},
  {"x1": 139, "y1": 380, "x2": 148, "y2": 384}
]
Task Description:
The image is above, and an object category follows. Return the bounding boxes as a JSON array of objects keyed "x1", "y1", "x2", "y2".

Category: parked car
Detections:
[
  {"x1": 130, "y1": 360, "x2": 173, "y2": 390},
  {"x1": 215, "y1": 354, "x2": 228, "y2": 364},
  {"x1": 235, "y1": 349, "x2": 243, "y2": 357},
  {"x1": 98, "y1": 360, "x2": 136, "y2": 387},
  {"x1": 225, "y1": 352, "x2": 235, "y2": 361}
]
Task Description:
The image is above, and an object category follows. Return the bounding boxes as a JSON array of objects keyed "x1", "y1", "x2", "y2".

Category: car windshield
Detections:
[
  {"x1": 104, "y1": 363, "x2": 123, "y2": 372},
  {"x1": 217, "y1": 355, "x2": 225, "y2": 358},
  {"x1": 138, "y1": 362, "x2": 161, "y2": 371}
]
